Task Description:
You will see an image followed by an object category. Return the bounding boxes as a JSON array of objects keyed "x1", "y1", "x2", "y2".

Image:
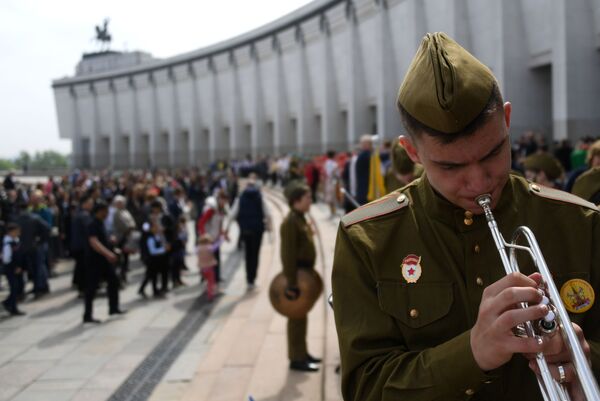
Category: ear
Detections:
[
  {"x1": 503, "y1": 102, "x2": 512, "y2": 129},
  {"x1": 398, "y1": 135, "x2": 421, "y2": 164}
]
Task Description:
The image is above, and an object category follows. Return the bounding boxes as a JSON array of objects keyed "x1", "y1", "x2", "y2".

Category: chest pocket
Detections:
[{"x1": 377, "y1": 282, "x2": 454, "y2": 328}]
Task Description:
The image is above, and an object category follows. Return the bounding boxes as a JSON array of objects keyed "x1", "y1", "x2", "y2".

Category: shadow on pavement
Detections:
[
  {"x1": 38, "y1": 318, "x2": 118, "y2": 348},
  {"x1": 248, "y1": 370, "x2": 309, "y2": 401}
]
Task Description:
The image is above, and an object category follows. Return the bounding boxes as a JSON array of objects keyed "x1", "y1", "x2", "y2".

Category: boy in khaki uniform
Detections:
[{"x1": 332, "y1": 32, "x2": 600, "y2": 400}]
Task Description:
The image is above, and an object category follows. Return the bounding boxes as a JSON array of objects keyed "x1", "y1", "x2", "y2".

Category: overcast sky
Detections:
[{"x1": 0, "y1": 0, "x2": 312, "y2": 159}]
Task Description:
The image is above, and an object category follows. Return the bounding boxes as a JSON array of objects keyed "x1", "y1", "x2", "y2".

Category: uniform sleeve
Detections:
[
  {"x1": 332, "y1": 225, "x2": 494, "y2": 401},
  {"x1": 280, "y1": 217, "x2": 298, "y2": 287},
  {"x1": 585, "y1": 211, "x2": 600, "y2": 377}
]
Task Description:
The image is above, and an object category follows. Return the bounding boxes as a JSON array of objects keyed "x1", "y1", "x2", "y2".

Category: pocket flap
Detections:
[{"x1": 377, "y1": 282, "x2": 454, "y2": 328}]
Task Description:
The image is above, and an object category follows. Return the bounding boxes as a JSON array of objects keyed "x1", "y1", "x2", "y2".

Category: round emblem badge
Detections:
[
  {"x1": 560, "y1": 279, "x2": 595, "y2": 314},
  {"x1": 401, "y1": 254, "x2": 422, "y2": 284}
]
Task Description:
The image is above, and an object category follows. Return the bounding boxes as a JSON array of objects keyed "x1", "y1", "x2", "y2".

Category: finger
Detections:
[
  {"x1": 495, "y1": 286, "x2": 544, "y2": 313},
  {"x1": 496, "y1": 304, "x2": 549, "y2": 332},
  {"x1": 527, "y1": 272, "x2": 542, "y2": 286},
  {"x1": 504, "y1": 335, "x2": 545, "y2": 355},
  {"x1": 529, "y1": 361, "x2": 576, "y2": 384},
  {"x1": 484, "y1": 272, "x2": 538, "y2": 298}
]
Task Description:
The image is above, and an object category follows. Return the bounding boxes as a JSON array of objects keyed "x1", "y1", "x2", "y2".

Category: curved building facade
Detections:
[{"x1": 53, "y1": 0, "x2": 600, "y2": 169}]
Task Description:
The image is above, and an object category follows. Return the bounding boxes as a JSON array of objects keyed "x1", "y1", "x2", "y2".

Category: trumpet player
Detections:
[{"x1": 332, "y1": 32, "x2": 600, "y2": 401}]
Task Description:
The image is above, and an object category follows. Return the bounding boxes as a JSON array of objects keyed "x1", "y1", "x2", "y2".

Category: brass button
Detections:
[
  {"x1": 531, "y1": 183, "x2": 541, "y2": 192},
  {"x1": 464, "y1": 218, "x2": 473, "y2": 226},
  {"x1": 474, "y1": 244, "x2": 480, "y2": 254},
  {"x1": 464, "y1": 211, "x2": 473, "y2": 219},
  {"x1": 397, "y1": 194, "x2": 407, "y2": 203},
  {"x1": 465, "y1": 388, "x2": 475, "y2": 395},
  {"x1": 476, "y1": 277, "x2": 484, "y2": 286},
  {"x1": 409, "y1": 308, "x2": 419, "y2": 318},
  {"x1": 483, "y1": 379, "x2": 493, "y2": 384}
]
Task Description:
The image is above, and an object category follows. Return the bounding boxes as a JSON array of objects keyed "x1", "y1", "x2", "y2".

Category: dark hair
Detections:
[
  {"x1": 150, "y1": 200, "x2": 163, "y2": 210},
  {"x1": 92, "y1": 199, "x2": 108, "y2": 215},
  {"x1": 326, "y1": 150, "x2": 336, "y2": 158},
  {"x1": 286, "y1": 184, "x2": 310, "y2": 208},
  {"x1": 6, "y1": 222, "x2": 19, "y2": 233},
  {"x1": 399, "y1": 83, "x2": 504, "y2": 145}
]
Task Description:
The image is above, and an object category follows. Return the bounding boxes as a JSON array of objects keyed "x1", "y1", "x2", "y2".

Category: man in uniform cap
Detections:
[
  {"x1": 572, "y1": 140, "x2": 600, "y2": 204},
  {"x1": 522, "y1": 153, "x2": 565, "y2": 189},
  {"x1": 332, "y1": 32, "x2": 600, "y2": 400},
  {"x1": 384, "y1": 140, "x2": 423, "y2": 194}
]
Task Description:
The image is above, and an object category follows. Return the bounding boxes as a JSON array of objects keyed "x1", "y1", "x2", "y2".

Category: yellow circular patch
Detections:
[{"x1": 560, "y1": 279, "x2": 595, "y2": 313}]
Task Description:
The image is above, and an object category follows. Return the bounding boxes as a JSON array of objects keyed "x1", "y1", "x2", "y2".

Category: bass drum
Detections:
[{"x1": 269, "y1": 269, "x2": 323, "y2": 319}]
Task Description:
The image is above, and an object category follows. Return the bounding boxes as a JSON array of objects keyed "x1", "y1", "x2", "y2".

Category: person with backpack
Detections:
[{"x1": 225, "y1": 174, "x2": 271, "y2": 290}]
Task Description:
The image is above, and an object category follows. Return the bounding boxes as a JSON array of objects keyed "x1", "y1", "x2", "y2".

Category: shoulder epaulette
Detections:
[
  {"x1": 529, "y1": 183, "x2": 599, "y2": 211},
  {"x1": 341, "y1": 192, "x2": 410, "y2": 228}
]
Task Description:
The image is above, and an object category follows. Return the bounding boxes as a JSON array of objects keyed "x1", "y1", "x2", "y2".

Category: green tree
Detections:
[
  {"x1": 29, "y1": 151, "x2": 68, "y2": 170},
  {"x1": 14, "y1": 151, "x2": 31, "y2": 169},
  {"x1": 0, "y1": 159, "x2": 15, "y2": 170}
]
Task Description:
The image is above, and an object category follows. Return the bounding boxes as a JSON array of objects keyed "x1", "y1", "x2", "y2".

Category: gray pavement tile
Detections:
[
  {"x1": 0, "y1": 361, "x2": 54, "y2": 387},
  {"x1": 0, "y1": 386, "x2": 20, "y2": 401},
  {"x1": 83, "y1": 368, "x2": 130, "y2": 390},
  {"x1": 70, "y1": 388, "x2": 114, "y2": 401},
  {"x1": 14, "y1": 342, "x2": 80, "y2": 362},
  {"x1": 26, "y1": 379, "x2": 85, "y2": 391},
  {"x1": 2, "y1": 321, "x2": 62, "y2": 344},
  {"x1": 39, "y1": 361, "x2": 105, "y2": 381},
  {"x1": 0, "y1": 345, "x2": 25, "y2": 366},
  {"x1": 10, "y1": 388, "x2": 79, "y2": 401}
]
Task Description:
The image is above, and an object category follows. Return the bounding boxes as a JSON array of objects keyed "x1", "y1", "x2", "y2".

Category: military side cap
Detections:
[
  {"x1": 397, "y1": 32, "x2": 496, "y2": 134},
  {"x1": 392, "y1": 141, "x2": 415, "y2": 175},
  {"x1": 572, "y1": 167, "x2": 600, "y2": 203},
  {"x1": 523, "y1": 153, "x2": 564, "y2": 181}
]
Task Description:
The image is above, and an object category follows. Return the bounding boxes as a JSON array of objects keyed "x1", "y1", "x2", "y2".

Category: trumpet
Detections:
[{"x1": 476, "y1": 194, "x2": 600, "y2": 401}]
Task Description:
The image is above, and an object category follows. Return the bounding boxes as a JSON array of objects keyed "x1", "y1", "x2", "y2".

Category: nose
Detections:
[{"x1": 464, "y1": 165, "x2": 492, "y2": 195}]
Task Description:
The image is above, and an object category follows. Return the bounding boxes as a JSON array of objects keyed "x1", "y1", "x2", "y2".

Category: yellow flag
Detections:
[{"x1": 367, "y1": 150, "x2": 386, "y2": 202}]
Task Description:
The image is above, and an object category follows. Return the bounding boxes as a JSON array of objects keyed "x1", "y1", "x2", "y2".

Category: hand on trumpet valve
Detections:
[
  {"x1": 525, "y1": 322, "x2": 591, "y2": 398},
  {"x1": 470, "y1": 272, "x2": 551, "y2": 371}
]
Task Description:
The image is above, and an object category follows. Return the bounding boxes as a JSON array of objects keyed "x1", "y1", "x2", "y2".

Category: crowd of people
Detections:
[
  {"x1": 0, "y1": 166, "x2": 251, "y2": 320},
  {"x1": 1, "y1": 129, "x2": 599, "y2": 319}
]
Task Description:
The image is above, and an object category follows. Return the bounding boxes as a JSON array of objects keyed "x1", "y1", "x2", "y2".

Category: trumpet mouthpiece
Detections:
[{"x1": 475, "y1": 194, "x2": 492, "y2": 207}]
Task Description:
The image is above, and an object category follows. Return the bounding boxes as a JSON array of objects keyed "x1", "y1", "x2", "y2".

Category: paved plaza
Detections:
[{"x1": 0, "y1": 189, "x2": 343, "y2": 401}]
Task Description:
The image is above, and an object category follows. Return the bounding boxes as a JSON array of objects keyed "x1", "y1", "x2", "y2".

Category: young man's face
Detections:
[{"x1": 401, "y1": 103, "x2": 513, "y2": 214}]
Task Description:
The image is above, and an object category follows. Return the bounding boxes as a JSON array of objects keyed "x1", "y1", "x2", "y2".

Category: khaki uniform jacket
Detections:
[
  {"x1": 332, "y1": 174, "x2": 600, "y2": 401},
  {"x1": 572, "y1": 167, "x2": 600, "y2": 204},
  {"x1": 280, "y1": 210, "x2": 316, "y2": 287}
]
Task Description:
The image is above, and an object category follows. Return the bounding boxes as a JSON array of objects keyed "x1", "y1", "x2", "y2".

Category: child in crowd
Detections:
[
  {"x1": 138, "y1": 222, "x2": 169, "y2": 298},
  {"x1": 196, "y1": 234, "x2": 220, "y2": 301},
  {"x1": 2, "y1": 223, "x2": 25, "y2": 316}
]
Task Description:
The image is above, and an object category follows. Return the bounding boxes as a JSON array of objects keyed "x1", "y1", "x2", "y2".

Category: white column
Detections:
[
  {"x1": 553, "y1": 0, "x2": 600, "y2": 141},
  {"x1": 128, "y1": 77, "x2": 140, "y2": 168},
  {"x1": 187, "y1": 63, "x2": 202, "y2": 166},
  {"x1": 272, "y1": 36, "x2": 290, "y2": 155},
  {"x1": 375, "y1": 0, "x2": 401, "y2": 141},
  {"x1": 69, "y1": 86, "x2": 83, "y2": 168},
  {"x1": 89, "y1": 83, "x2": 101, "y2": 169},
  {"x1": 208, "y1": 58, "x2": 221, "y2": 162},
  {"x1": 250, "y1": 44, "x2": 266, "y2": 158},
  {"x1": 296, "y1": 25, "x2": 317, "y2": 154},
  {"x1": 346, "y1": 1, "x2": 368, "y2": 145},
  {"x1": 109, "y1": 80, "x2": 121, "y2": 168},
  {"x1": 228, "y1": 52, "x2": 244, "y2": 159},
  {"x1": 149, "y1": 72, "x2": 161, "y2": 167},
  {"x1": 319, "y1": 15, "x2": 340, "y2": 152},
  {"x1": 167, "y1": 68, "x2": 182, "y2": 167}
]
